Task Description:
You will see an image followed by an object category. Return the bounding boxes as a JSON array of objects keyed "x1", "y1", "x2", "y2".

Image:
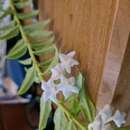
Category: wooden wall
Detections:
[{"x1": 38, "y1": 0, "x2": 130, "y2": 122}]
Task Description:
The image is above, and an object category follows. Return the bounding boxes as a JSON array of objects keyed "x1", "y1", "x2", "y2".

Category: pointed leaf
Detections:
[
  {"x1": 29, "y1": 30, "x2": 53, "y2": 38},
  {"x1": 23, "y1": 19, "x2": 51, "y2": 32},
  {"x1": 67, "y1": 121, "x2": 77, "y2": 130},
  {"x1": 39, "y1": 98, "x2": 52, "y2": 130},
  {"x1": 76, "y1": 73, "x2": 96, "y2": 122},
  {"x1": 40, "y1": 58, "x2": 54, "y2": 67},
  {"x1": 54, "y1": 108, "x2": 68, "y2": 130},
  {"x1": 19, "y1": 58, "x2": 32, "y2": 65},
  {"x1": 0, "y1": 21, "x2": 15, "y2": 31},
  {"x1": 7, "y1": 40, "x2": 27, "y2": 59},
  {"x1": 15, "y1": 1, "x2": 30, "y2": 9},
  {"x1": 31, "y1": 36, "x2": 55, "y2": 49},
  {"x1": 17, "y1": 10, "x2": 39, "y2": 20},
  {"x1": 33, "y1": 45, "x2": 55, "y2": 56},
  {"x1": 0, "y1": 8, "x2": 12, "y2": 19},
  {"x1": 18, "y1": 66, "x2": 35, "y2": 95},
  {"x1": 0, "y1": 26, "x2": 19, "y2": 40}
]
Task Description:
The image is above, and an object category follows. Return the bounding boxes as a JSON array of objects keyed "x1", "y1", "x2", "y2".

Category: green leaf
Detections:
[
  {"x1": 0, "y1": 26, "x2": 19, "y2": 40},
  {"x1": 40, "y1": 57, "x2": 54, "y2": 67},
  {"x1": 31, "y1": 36, "x2": 55, "y2": 49},
  {"x1": 115, "y1": 126, "x2": 130, "y2": 130},
  {"x1": 29, "y1": 30, "x2": 53, "y2": 39},
  {"x1": 0, "y1": 8, "x2": 12, "y2": 19},
  {"x1": 67, "y1": 95, "x2": 80, "y2": 117},
  {"x1": 33, "y1": 45, "x2": 55, "y2": 56},
  {"x1": 23, "y1": 19, "x2": 51, "y2": 32},
  {"x1": 54, "y1": 108, "x2": 68, "y2": 130},
  {"x1": 15, "y1": 1, "x2": 30, "y2": 9},
  {"x1": 0, "y1": 21, "x2": 15, "y2": 31},
  {"x1": 39, "y1": 99, "x2": 52, "y2": 130},
  {"x1": 67, "y1": 121, "x2": 77, "y2": 130},
  {"x1": 76, "y1": 73, "x2": 96, "y2": 122},
  {"x1": 17, "y1": 10, "x2": 39, "y2": 20},
  {"x1": 18, "y1": 66, "x2": 35, "y2": 95},
  {"x1": 7, "y1": 39, "x2": 27, "y2": 59},
  {"x1": 19, "y1": 58, "x2": 32, "y2": 65}
]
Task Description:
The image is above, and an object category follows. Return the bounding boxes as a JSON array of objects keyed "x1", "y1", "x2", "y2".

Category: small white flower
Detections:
[
  {"x1": 58, "y1": 77, "x2": 79, "y2": 99},
  {"x1": 59, "y1": 51, "x2": 79, "y2": 73},
  {"x1": 50, "y1": 64, "x2": 64, "y2": 80},
  {"x1": 88, "y1": 116, "x2": 102, "y2": 130},
  {"x1": 98, "y1": 104, "x2": 113, "y2": 123},
  {"x1": 88, "y1": 104, "x2": 126, "y2": 130},
  {"x1": 106, "y1": 110, "x2": 126, "y2": 127},
  {"x1": 41, "y1": 80, "x2": 58, "y2": 102}
]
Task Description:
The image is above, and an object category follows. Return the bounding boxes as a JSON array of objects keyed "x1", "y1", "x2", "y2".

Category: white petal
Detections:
[
  {"x1": 58, "y1": 84, "x2": 79, "y2": 99},
  {"x1": 97, "y1": 104, "x2": 113, "y2": 124},
  {"x1": 88, "y1": 117, "x2": 102, "y2": 130},
  {"x1": 67, "y1": 51, "x2": 76, "y2": 57},
  {"x1": 107, "y1": 110, "x2": 126, "y2": 127}
]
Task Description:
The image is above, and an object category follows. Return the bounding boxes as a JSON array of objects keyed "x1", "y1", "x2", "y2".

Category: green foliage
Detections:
[
  {"x1": 23, "y1": 19, "x2": 51, "y2": 33},
  {"x1": 0, "y1": 1, "x2": 97, "y2": 130},
  {"x1": 0, "y1": 26, "x2": 19, "y2": 40},
  {"x1": 76, "y1": 73, "x2": 96, "y2": 122},
  {"x1": 7, "y1": 39, "x2": 27, "y2": 59},
  {"x1": 17, "y1": 10, "x2": 39, "y2": 20},
  {"x1": 0, "y1": 8, "x2": 12, "y2": 19},
  {"x1": 18, "y1": 66, "x2": 35, "y2": 95},
  {"x1": 19, "y1": 58, "x2": 32, "y2": 65},
  {"x1": 54, "y1": 108, "x2": 68, "y2": 130},
  {"x1": 14, "y1": 1, "x2": 30, "y2": 9},
  {"x1": 67, "y1": 121, "x2": 77, "y2": 130},
  {"x1": 39, "y1": 99, "x2": 52, "y2": 130}
]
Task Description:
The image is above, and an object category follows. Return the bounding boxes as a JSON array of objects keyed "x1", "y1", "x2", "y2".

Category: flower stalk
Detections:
[{"x1": 8, "y1": 0, "x2": 89, "y2": 129}]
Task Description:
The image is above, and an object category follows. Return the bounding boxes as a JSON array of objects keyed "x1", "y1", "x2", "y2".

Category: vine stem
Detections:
[
  {"x1": 9, "y1": 0, "x2": 43, "y2": 81},
  {"x1": 9, "y1": 0, "x2": 88, "y2": 130},
  {"x1": 57, "y1": 102, "x2": 88, "y2": 130}
]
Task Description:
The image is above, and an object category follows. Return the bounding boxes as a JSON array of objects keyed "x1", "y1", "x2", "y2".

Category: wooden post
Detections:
[{"x1": 39, "y1": 0, "x2": 130, "y2": 121}]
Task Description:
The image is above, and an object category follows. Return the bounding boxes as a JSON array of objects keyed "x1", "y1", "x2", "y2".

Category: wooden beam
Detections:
[
  {"x1": 96, "y1": 0, "x2": 130, "y2": 110},
  {"x1": 39, "y1": 0, "x2": 119, "y2": 102}
]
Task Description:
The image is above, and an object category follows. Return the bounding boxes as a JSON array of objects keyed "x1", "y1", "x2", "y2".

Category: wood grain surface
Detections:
[{"x1": 39, "y1": 0, "x2": 119, "y2": 103}]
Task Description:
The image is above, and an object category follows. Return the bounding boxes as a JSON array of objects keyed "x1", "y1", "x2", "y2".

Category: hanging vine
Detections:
[{"x1": 0, "y1": 0, "x2": 129, "y2": 130}]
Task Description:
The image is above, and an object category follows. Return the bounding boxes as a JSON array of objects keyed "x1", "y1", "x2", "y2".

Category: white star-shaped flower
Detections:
[
  {"x1": 50, "y1": 64, "x2": 64, "y2": 81},
  {"x1": 106, "y1": 110, "x2": 126, "y2": 127},
  {"x1": 88, "y1": 104, "x2": 126, "y2": 130},
  {"x1": 58, "y1": 76, "x2": 79, "y2": 99},
  {"x1": 59, "y1": 51, "x2": 79, "y2": 73},
  {"x1": 41, "y1": 80, "x2": 58, "y2": 102}
]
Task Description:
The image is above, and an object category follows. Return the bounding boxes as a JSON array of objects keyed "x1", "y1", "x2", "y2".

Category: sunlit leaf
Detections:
[
  {"x1": 29, "y1": 30, "x2": 53, "y2": 39},
  {"x1": 76, "y1": 73, "x2": 96, "y2": 122},
  {"x1": 33, "y1": 45, "x2": 55, "y2": 56},
  {"x1": 19, "y1": 58, "x2": 32, "y2": 65},
  {"x1": 54, "y1": 108, "x2": 68, "y2": 130},
  {"x1": 31, "y1": 36, "x2": 55, "y2": 49},
  {"x1": 17, "y1": 10, "x2": 39, "y2": 20},
  {"x1": 23, "y1": 19, "x2": 51, "y2": 32},
  {"x1": 39, "y1": 98, "x2": 52, "y2": 130},
  {"x1": 0, "y1": 21, "x2": 15, "y2": 31},
  {"x1": 0, "y1": 26, "x2": 19, "y2": 40},
  {"x1": 7, "y1": 39, "x2": 27, "y2": 59},
  {"x1": 15, "y1": 1, "x2": 30, "y2": 9},
  {"x1": 0, "y1": 8, "x2": 12, "y2": 19},
  {"x1": 18, "y1": 66, "x2": 35, "y2": 95},
  {"x1": 67, "y1": 121, "x2": 77, "y2": 130}
]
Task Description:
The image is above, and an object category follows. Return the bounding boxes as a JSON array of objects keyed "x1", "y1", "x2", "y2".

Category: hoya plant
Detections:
[{"x1": 0, "y1": 0, "x2": 129, "y2": 130}]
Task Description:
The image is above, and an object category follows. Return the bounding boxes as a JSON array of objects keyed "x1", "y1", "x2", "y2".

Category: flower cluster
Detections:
[
  {"x1": 41, "y1": 51, "x2": 79, "y2": 102},
  {"x1": 88, "y1": 104, "x2": 126, "y2": 130}
]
